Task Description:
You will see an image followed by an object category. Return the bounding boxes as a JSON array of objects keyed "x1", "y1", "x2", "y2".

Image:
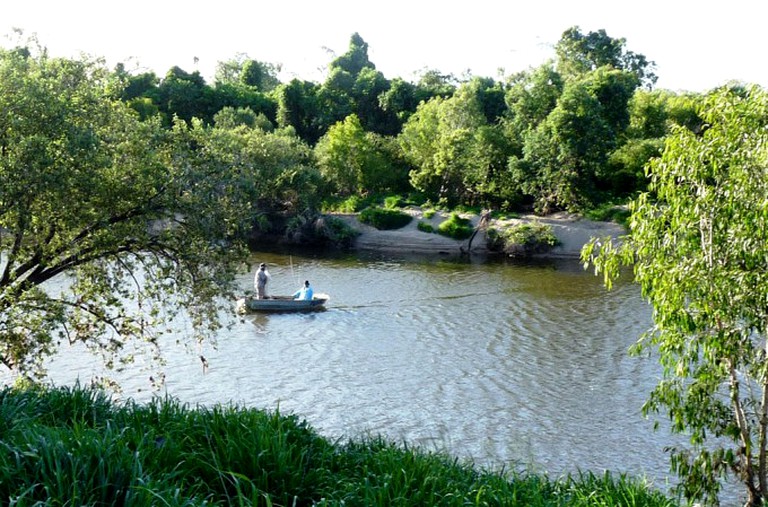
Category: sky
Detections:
[{"x1": 3, "y1": 0, "x2": 767, "y2": 93}]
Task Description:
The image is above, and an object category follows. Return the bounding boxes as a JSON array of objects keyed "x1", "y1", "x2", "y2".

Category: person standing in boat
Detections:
[
  {"x1": 255, "y1": 263, "x2": 270, "y2": 299},
  {"x1": 292, "y1": 280, "x2": 313, "y2": 300}
]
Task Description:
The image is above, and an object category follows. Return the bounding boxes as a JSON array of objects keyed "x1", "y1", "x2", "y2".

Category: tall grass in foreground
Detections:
[{"x1": 0, "y1": 385, "x2": 679, "y2": 506}]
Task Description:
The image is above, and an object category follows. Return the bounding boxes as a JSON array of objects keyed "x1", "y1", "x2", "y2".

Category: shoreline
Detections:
[{"x1": 333, "y1": 209, "x2": 626, "y2": 259}]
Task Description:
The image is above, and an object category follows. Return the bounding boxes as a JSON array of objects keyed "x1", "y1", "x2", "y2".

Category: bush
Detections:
[
  {"x1": 322, "y1": 195, "x2": 365, "y2": 213},
  {"x1": 314, "y1": 216, "x2": 360, "y2": 247},
  {"x1": 383, "y1": 195, "x2": 404, "y2": 209},
  {"x1": 487, "y1": 221, "x2": 559, "y2": 257},
  {"x1": 417, "y1": 221, "x2": 435, "y2": 233},
  {"x1": 437, "y1": 213, "x2": 474, "y2": 240},
  {"x1": 359, "y1": 207, "x2": 413, "y2": 230},
  {"x1": 584, "y1": 203, "x2": 631, "y2": 227}
]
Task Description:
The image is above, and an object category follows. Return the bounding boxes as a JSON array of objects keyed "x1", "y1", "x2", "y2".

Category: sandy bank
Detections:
[{"x1": 333, "y1": 209, "x2": 626, "y2": 259}]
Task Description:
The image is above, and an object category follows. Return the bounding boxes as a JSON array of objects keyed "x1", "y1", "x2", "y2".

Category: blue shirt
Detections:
[{"x1": 293, "y1": 285, "x2": 314, "y2": 300}]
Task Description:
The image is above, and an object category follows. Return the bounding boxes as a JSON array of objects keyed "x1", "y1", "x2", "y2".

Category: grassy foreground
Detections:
[{"x1": 0, "y1": 386, "x2": 678, "y2": 506}]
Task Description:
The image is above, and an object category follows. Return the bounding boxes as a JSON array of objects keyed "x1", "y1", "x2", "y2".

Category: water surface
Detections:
[{"x1": 38, "y1": 250, "x2": 686, "y2": 492}]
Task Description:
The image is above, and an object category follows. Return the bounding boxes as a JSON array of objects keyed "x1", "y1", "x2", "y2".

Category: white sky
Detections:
[{"x1": 3, "y1": 0, "x2": 767, "y2": 92}]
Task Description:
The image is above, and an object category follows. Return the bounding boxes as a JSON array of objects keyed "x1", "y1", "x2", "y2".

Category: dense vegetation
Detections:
[
  {"x1": 0, "y1": 385, "x2": 679, "y2": 506},
  {"x1": 109, "y1": 28, "x2": 705, "y2": 215},
  {"x1": 584, "y1": 85, "x2": 768, "y2": 506},
  {"x1": 0, "y1": 26, "x2": 762, "y2": 506}
]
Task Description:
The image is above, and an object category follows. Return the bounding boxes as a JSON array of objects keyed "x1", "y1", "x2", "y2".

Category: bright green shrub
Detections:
[
  {"x1": 437, "y1": 213, "x2": 473, "y2": 240},
  {"x1": 487, "y1": 222, "x2": 559, "y2": 256},
  {"x1": 359, "y1": 207, "x2": 413, "y2": 230}
]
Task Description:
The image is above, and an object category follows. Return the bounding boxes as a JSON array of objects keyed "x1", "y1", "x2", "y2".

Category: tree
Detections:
[
  {"x1": 315, "y1": 114, "x2": 407, "y2": 196},
  {"x1": 399, "y1": 84, "x2": 504, "y2": 206},
  {"x1": 328, "y1": 32, "x2": 375, "y2": 76},
  {"x1": 275, "y1": 79, "x2": 323, "y2": 144},
  {"x1": 214, "y1": 54, "x2": 281, "y2": 91},
  {"x1": 503, "y1": 64, "x2": 564, "y2": 157},
  {"x1": 582, "y1": 85, "x2": 768, "y2": 506},
  {"x1": 0, "y1": 49, "x2": 268, "y2": 379},
  {"x1": 555, "y1": 26, "x2": 657, "y2": 88},
  {"x1": 509, "y1": 79, "x2": 613, "y2": 213},
  {"x1": 152, "y1": 66, "x2": 216, "y2": 125}
]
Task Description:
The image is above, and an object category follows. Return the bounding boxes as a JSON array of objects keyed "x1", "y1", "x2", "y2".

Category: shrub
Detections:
[
  {"x1": 584, "y1": 203, "x2": 631, "y2": 227},
  {"x1": 422, "y1": 209, "x2": 436, "y2": 219},
  {"x1": 359, "y1": 207, "x2": 413, "y2": 230},
  {"x1": 322, "y1": 195, "x2": 365, "y2": 213},
  {"x1": 314, "y1": 216, "x2": 360, "y2": 247},
  {"x1": 487, "y1": 222, "x2": 559, "y2": 257},
  {"x1": 437, "y1": 213, "x2": 474, "y2": 240},
  {"x1": 383, "y1": 195, "x2": 404, "y2": 209},
  {"x1": 417, "y1": 221, "x2": 435, "y2": 233}
]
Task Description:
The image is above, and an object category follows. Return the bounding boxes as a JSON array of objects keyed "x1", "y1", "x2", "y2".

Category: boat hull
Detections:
[{"x1": 238, "y1": 294, "x2": 329, "y2": 313}]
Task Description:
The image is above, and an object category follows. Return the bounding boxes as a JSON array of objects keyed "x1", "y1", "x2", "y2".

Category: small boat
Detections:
[{"x1": 237, "y1": 294, "x2": 330, "y2": 313}]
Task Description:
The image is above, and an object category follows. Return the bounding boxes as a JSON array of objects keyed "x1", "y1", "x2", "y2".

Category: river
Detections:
[{"x1": 37, "y1": 249, "x2": 696, "y2": 496}]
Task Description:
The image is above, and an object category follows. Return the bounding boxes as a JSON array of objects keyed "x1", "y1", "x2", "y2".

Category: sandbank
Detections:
[{"x1": 333, "y1": 209, "x2": 626, "y2": 259}]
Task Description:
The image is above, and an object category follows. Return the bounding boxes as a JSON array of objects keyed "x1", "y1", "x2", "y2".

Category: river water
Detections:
[{"x1": 37, "y1": 250, "x2": 694, "y2": 495}]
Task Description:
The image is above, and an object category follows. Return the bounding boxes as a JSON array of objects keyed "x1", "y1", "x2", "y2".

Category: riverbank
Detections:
[
  {"x1": 333, "y1": 208, "x2": 626, "y2": 259},
  {"x1": 0, "y1": 385, "x2": 677, "y2": 506}
]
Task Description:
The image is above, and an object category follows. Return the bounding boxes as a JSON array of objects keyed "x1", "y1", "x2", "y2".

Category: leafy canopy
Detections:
[
  {"x1": 582, "y1": 85, "x2": 768, "y2": 506},
  {"x1": 0, "y1": 49, "x2": 275, "y2": 379}
]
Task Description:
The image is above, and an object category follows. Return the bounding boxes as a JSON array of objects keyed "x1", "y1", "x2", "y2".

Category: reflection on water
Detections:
[{"x1": 20, "y1": 250, "x2": 707, "y2": 496}]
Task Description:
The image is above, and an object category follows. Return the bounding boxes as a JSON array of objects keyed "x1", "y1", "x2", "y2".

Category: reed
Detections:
[{"x1": 0, "y1": 385, "x2": 678, "y2": 506}]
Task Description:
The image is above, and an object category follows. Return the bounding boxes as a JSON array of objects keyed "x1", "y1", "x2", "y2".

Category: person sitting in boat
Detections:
[
  {"x1": 292, "y1": 280, "x2": 314, "y2": 301},
  {"x1": 255, "y1": 263, "x2": 270, "y2": 299}
]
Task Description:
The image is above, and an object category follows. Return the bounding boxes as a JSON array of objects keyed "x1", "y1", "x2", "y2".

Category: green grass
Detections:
[{"x1": 0, "y1": 385, "x2": 679, "y2": 506}]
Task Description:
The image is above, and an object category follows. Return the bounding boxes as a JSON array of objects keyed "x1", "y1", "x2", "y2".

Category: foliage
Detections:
[
  {"x1": 321, "y1": 195, "x2": 366, "y2": 213},
  {"x1": 437, "y1": 213, "x2": 474, "y2": 240},
  {"x1": 359, "y1": 207, "x2": 413, "y2": 230},
  {"x1": 581, "y1": 85, "x2": 768, "y2": 507},
  {"x1": 487, "y1": 222, "x2": 559, "y2": 256},
  {"x1": 214, "y1": 54, "x2": 281, "y2": 91},
  {"x1": 399, "y1": 83, "x2": 511, "y2": 207},
  {"x1": 285, "y1": 213, "x2": 359, "y2": 248},
  {"x1": 201, "y1": 122, "x2": 322, "y2": 216},
  {"x1": 0, "y1": 385, "x2": 678, "y2": 506},
  {"x1": 604, "y1": 138, "x2": 661, "y2": 195},
  {"x1": 315, "y1": 114, "x2": 408, "y2": 195},
  {"x1": 509, "y1": 66, "x2": 640, "y2": 214},
  {"x1": 0, "y1": 49, "x2": 304, "y2": 379},
  {"x1": 583, "y1": 203, "x2": 631, "y2": 227},
  {"x1": 275, "y1": 78, "x2": 323, "y2": 144},
  {"x1": 555, "y1": 26, "x2": 657, "y2": 88},
  {"x1": 213, "y1": 106, "x2": 274, "y2": 131},
  {"x1": 313, "y1": 215, "x2": 360, "y2": 248},
  {"x1": 417, "y1": 221, "x2": 435, "y2": 233}
]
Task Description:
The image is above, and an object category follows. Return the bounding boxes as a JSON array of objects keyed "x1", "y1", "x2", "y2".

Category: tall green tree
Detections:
[
  {"x1": 152, "y1": 66, "x2": 216, "y2": 125},
  {"x1": 315, "y1": 114, "x2": 407, "y2": 196},
  {"x1": 399, "y1": 84, "x2": 506, "y2": 206},
  {"x1": 503, "y1": 64, "x2": 564, "y2": 157},
  {"x1": 214, "y1": 54, "x2": 281, "y2": 91},
  {"x1": 328, "y1": 32, "x2": 375, "y2": 76},
  {"x1": 555, "y1": 26, "x2": 657, "y2": 88},
  {"x1": 275, "y1": 79, "x2": 323, "y2": 144},
  {"x1": 582, "y1": 85, "x2": 768, "y2": 507},
  {"x1": 0, "y1": 49, "x2": 267, "y2": 379},
  {"x1": 508, "y1": 79, "x2": 613, "y2": 213}
]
